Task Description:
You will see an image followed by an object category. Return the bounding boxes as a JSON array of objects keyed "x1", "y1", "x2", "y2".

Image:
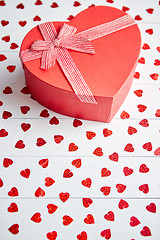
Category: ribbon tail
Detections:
[
  {"x1": 56, "y1": 48, "x2": 97, "y2": 104},
  {"x1": 20, "y1": 49, "x2": 42, "y2": 63},
  {"x1": 41, "y1": 48, "x2": 57, "y2": 69}
]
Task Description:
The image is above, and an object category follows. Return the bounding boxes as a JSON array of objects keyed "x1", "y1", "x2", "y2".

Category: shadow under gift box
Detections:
[{"x1": 20, "y1": 6, "x2": 141, "y2": 122}]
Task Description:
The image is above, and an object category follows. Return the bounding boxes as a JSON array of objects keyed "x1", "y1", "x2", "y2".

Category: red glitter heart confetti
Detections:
[
  {"x1": 150, "y1": 73, "x2": 159, "y2": 80},
  {"x1": 59, "y1": 192, "x2": 70, "y2": 202},
  {"x1": 138, "y1": 57, "x2": 145, "y2": 64},
  {"x1": 40, "y1": 109, "x2": 49, "y2": 117},
  {"x1": 16, "y1": 3, "x2": 24, "y2": 9},
  {"x1": 31, "y1": 212, "x2": 42, "y2": 223},
  {"x1": 2, "y1": 111, "x2": 12, "y2": 119},
  {"x1": 139, "y1": 184, "x2": 149, "y2": 194},
  {"x1": 0, "y1": 100, "x2": 3, "y2": 106},
  {"x1": 20, "y1": 169, "x2": 30, "y2": 178},
  {"x1": 120, "y1": 111, "x2": 130, "y2": 119},
  {"x1": 139, "y1": 164, "x2": 149, "y2": 173},
  {"x1": 10, "y1": 43, "x2": 19, "y2": 49},
  {"x1": 86, "y1": 131, "x2": 96, "y2": 140},
  {"x1": 154, "y1": 147, "x2": 160, "y2": 156},
  {"x1": 21, "y1": 123, "x2": 31, "y2": 132},
  {"x1": 124, "y1": 143, "x2": 134, "y2": 152},
  {"x1": 3, "y1": 86, "x2": 12, "y2": 94},
  {"x1": 103, "y1": 128, "x2": 112, "y2": 137},
  {"x1": 72, "y1": 158, "x2": 81, "y2": 168},
  {"x1": 81, "y1": 178, "x2": 92, "y2": 188},
  {"x1": 0, "y1": 128, "x2": 8, "y2": 137},
  {"x1": 67, "y1": 15, "x2": 74, "y2": 21},
  {"x1": 68, "y1": 143, "x2": 78, "y2": 151},
  {"x1": 118, "y1": 199, "x2": 129, "y2": 209},
  {"x1": 62, "y1": 215, "x2": 73, "y2": 226},
  {"x1": 33, "y1": 15, "x2": 41, "y2": 21},
  {"x1": 49, "y1": 116, "x2": 59, "y2": 125},
  {"x1": 73, "y1": 119, "x2": 83, "y2": 127},
  {"x1": 8, "y1": 224, "x2": 19, "y2": 235},
  {"x1": 47, "y1": 204, "x2": 58, "y2": 214},
  {"x1": 0, "y1": 0, "x2": 6, "y2": 6},
  {"x1": 0, "y1": 178, "x2": 3, "y2": 187},
  {"x1": 109, "y1": 152, "x2": 119, "y2": 162},
  {"x1": 146, "y1": 203, "x2": 156, "y2": 213},
  {"x1": 130, "y1": 216, "x2": 141, "y2": 227},
  {"x1": 20, "y1": 106, "x2": 30, "y2": 114},
  {"x1": 35, "y1": 0, "x2": 42, "y2": 5},
  {"x1": 35, "y1": 187, "x2": 45, "y2": 197},
  {"x1": 134, "y1": 89, "x2": 143, "y2": 97},
  {"x1": 134, "y1": 15, "x2": 142, "y2": 21},
  {"x1": 143, "y1": 142, "x2": 152, "y2": 151},
  {"x1": 1, "y1": 20, "x2": 9, "y2": 26},
  {"x1": 3, "y1": 158, "x2": 13, "y2": 167},
  {"x1": 101, "y1": 229, "x2": 111, "y2": 239},
  {"x1": 20, "y1": 86, "x2": 30, "y2": 94},
  {"x1": 140, "y1": 226, "x2": 151, "y2": 236},
  {"x1": 18, "y1": 21, "x2": 27, "y2": 27},
  {"x1": 73, "y1": 1, "x2": 81, "y2": 7},
  {"x1": 154, "y1": 59, "x2": 160, "y2": 66},
  {"x1": 2, "y1": 35, "x2": 10, "y2": 42},
  {"x1": 8, "y1": 187, "x2": 19, "y2": 197},
  {"x1": 104, "y1": 211, "x2": 114, "y2": 221},
  {"x1": 155, "y1": 109, "x2": 160, "y2": 117},
  {"x1": 54, "y1": 135, "x2": 64, "y2": 144},
  {"x1": 8, "y1": 203, "x2": 18, "y2": 213},
  {"x1": 123, "y1": 167, "x2": 133, "y2": 176},
  {"x1": 36, "y1": 137, "x2": 46, "y2": 146},
  {"x1": 146, "y1": 8, "x2": 154, "y2": 14},
  {"x1": 145, "y1": 28, "x2": 153, "y2": 35},
  {"x1": 157, "y1": 47, "x2": 160, "y2": 53},
  {"x1": 116, "y1": 184, "x2": 126, "y2": 193},
  {"x1": 82, "y1": 198, "x2": 93, "y2": 208},
  {"x1": 101, "y1": 168, "x2": 111, "y2": 177},
  {"x1": 93, "y1": 147, "x2": 103, "y2": 156},
  {"x1": 6, "y1": 65, "x2": 16, "y2": 73},
  {"x1": 137, "y1": 104, "x2": 147, "y2": 112},
  {"x1": 45, "y1": 177, "x2": 55, "y2": 187},
  {"x1": 84, "y1": 214, "x2": 95, "y2": 224},
  {"x1": 46, "y1": 231, "x2": 57, "y2": 240},
  {"x1": 63, "y1": 169, "x2": 73, "y2": 178},
  {"x1": 51, "y1": 2, "x2": 58, "y2": 8},
  {"x1": 134, "y1": 72, "x2": 140, "y2": 79},
  {"x1": 15, "y1": 140, "x2": 25, "y2": 149},
  {"x1": 39, "y1": 158, "x2": 48, "y2": 168},
  {"x1": 100, "y1": 186, "x2": 111, "y2": 196},
  {"x1": 139, "y1": 119, "x2": 149, "y2": 127},
  {"x1": 128, "y1": 126, "x2": 137, "y2": 135},
  {"x1": 77, "y1": 231, "x2": 87, "y2": 240},
  {"x1": 0, "y1": 54, "x2": 7, "y2": 62},
  {"x1": 142, "y1": 43, "x2": 150, "y2": 50},
  {"x1": 122, "y1": 6, "x2": 130, "y2": 12}
]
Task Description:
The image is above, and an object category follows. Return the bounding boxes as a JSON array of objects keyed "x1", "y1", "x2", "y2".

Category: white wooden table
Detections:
[{"x1": 0, "y1": 0, "x2": 160, "y2": 239}]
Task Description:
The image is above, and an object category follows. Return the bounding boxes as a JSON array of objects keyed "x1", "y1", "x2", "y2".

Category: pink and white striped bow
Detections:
[{"x1": 20, "y1": 14, "x2": 136, "y2": 104}]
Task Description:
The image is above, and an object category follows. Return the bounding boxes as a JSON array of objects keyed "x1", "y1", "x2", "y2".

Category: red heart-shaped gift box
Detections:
[{"x1": 20, "y1": 6, "x2": 141, "y2": 122}]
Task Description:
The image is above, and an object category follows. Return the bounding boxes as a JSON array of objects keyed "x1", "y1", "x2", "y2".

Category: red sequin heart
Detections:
[
  {"x1": 2, "y1": 35, "x2": 10, "y2": 42},
  {"x1": 51, "y1": 2, "x2": 58, "y2": 8},
  {"x1": 104, "y1": 211, "x2": 114, "y2": 221},
  {"x1": 142, "y1": 43, "x2": 150, "y2": 50},
  {"x1": 59, "y1": 192, "x2": 70, "y2": 202},
  {"x1": 49, "y1": 116, "x2": 59, "y2": 125},
  {"x1": 82, "y1": 198, "x2": 93, "y2": 208},
  {"x1": 8, "y1": 202, "x2": 18, "y2": 212},
  {"x1": 123, "y1": 167, "x2": 133, "y2": 176},
  {"x1": 146, "y1": 8, "x2": 154, "y2": 14},
  {"x1": 139, "y1": 164, "x2": 149, "y2": 173},
  {"x1": 130, "y1": 216, "x2": 140, "y2": 227},
  {"x1": 19, "y1": 21, "x2": 27, "y2": 27},
  {"x1": 106, "y1": 0, "x2": 114, "y2": 3},
  {"x1": 31, "y1": 212, "x2": 42, "y2": 223},
  {"x1": 73, "y1": 119, "x2": 82, "y2": 127},
  {"x1": 86, "y1": 131, "x2": 96, "y2": 140},
  {"x1": 120, "y1": 111, "x2": 130, "y2": 119},
  {"x1": 77, "y1": 231, "x2": 87, "y2": 240},
  {"x1": 21, "y1": 123, "x2": 31, "y2": 132},
  {"x1": 68, "y1": 143, "x2": 78, "y2": 151},
  {"x1": 0, "y1": 54, "x2": 7, "y2": 61},
  {"x1": 45, "y1": 177, "x2": 55, "y2": 187},
  {"x1": 116, "y1": 184, "x2": 126, "y2": 193},
  {"x1": 7, "y1": 65, "x2": 16, "y2": 72},
  {"x1": 139, "y1": 184, "x2": 149, "y2": 194},
  {"x1": 20, "y1": 86, "x2": 30, "y2": 94},
  {"x1": 101, "y1": 229, "x2": 111, "y2": 239},
  {"x1": 118, "y1": 199, "x2": 129, "y2": 209},
  {"x1": 101, "y1": 168, "x2": 111, "y2": 177},
  {"x1": 135, "y1": 15, "x2": 142, "y2": 21},
  {"x1": 8, "y1": 187, "x2": 19, "y2": 197},
  {"x1": 0, "y1": 0, "x2": 6, "y2": 6},
  {"x1": 139, "y1": 119, "x2": 149, "y2": 127},
  {"x1": 84, "y1": 214, "x2": 95, "y2": 224},
  {"x1": 145, "y1": 29, "x2": 153, "y2": 35},
  {"x1": 0, "y1": 178, "x2": 3, "y2": 187},
  {"x1": 35, "y1": 187, "x2": 45, "y2": 197},
  {"x1": 54, "y1": 135, "x2": 64, "y2": 144},
  {"x1": 20, "y1": 169, "x2": 30, "y2": 178},
  {"x1": 33, "y1": 15, "x2": 41, "y2": 21},
  {"x1": 15, "y1": 140, "x2": 25, "y2": 149},
  {"x1": 3, "y1": 86, "x2": 12, "y2": 94},
  {"x1": 134, "y1": 71, "x2": 140, "y2": 79},
  {"x1": 150, "y1": 73, "x2": 159, "y2": 80},
  {"x1": 1, "y1": 20, "x2": 9, "y2": 26},
  {"x1": 140, "y1": 226, "x2": 151, "y2": 236},
  {"x1": 36, "y1": 137, "x2": 46, "y2": 146},
  {"x1": 63, "y1": 215, "x2": 73, "y2": 226},
  {"x1": 3, "y1": 158, "x2": 13, "y2": 167},
  {"x1": 2, "y1": 111, "x2": 12, "y2": 119},
  {"x1": 103, "y1": 128, "x2": 112, "y2": 137},
  {"x1": 20, "y1": 106, "x2": 30, "y2": 114},
  {"x1": 137, "y1": 104, "x2": 147, "y2": 112},
  {"x1": 72, "y1": 158, "x2": 81, "y2": 168},
  {"x1": 8, "y1": 224, "x2": 19, "y2": 234},
  {"x1": 155, "y1": 109, "x2": 160, "y2": 117},
  {"x1": 154, "y1": 147, "x2": 160, "y2": 156},
  {"x1": 16, "y1": 3, "x2": 24, "y2": 9},
  {"x1": 46, "y1": 231, "x2": 57, "y2": 240},
  {"x1": 100, "y1": 186, "x2": 111, "y2": 196},
  {"x1": 10, "y1": 43, "x2": 19, "y2": 49},
  {"x1": 138, "y1": 57, "x2": 145, "y2": 64},
  {"x1": 39, "y1": 158, "x2": 48, "y2": 168},
  {"x1": 63, "y1": 169, "x2": 73, "y2": 178},
  {"x1": 0, "y1": 128, "x2": 8, "y2": 137},
  {"x1": 134, "y1": 89, "x2": 143, "y2": 97},
  {"x1": 40, "y1": 109, "x2": 49, "y2": 117},
  {"x1": 143, "y1": 142, "x2": 152, "y2": 151},
  {"x1": 47, "y1": 204, "x2": 58, "y2": 214},
  {"x1": 93, "y1": 147, "x2": 103, "y2": 156},
  {"x1": 109, "y1": 152, "x2": 119, "y2": 162},
  {"x1": 124, "y1": 143, "x2": 134, "y2": 152},
  {"x1": 146, "y1": 203, "x2": 156, "y2": 213},
  {"x1": 35, "y1": 0, "x2": 42, "y2": 5},
  {"x1": 81, "y1": 178, "x2": 92, "y2": 188},
  {"x1": 128, "y1": 126, "x2": 137, "y2": 135},
  {"x1": 122, "y1": 6, "x2": 130, "y2": 12},
  {"x1": 67, "y1": 15, "x2": 74, "y2": 21},
  {"x1": 154, "y1": 59, "x2": 160, "y2": 66},
  {"x1": 73, "y1": 1, "x2": 81, "y2": 7}
]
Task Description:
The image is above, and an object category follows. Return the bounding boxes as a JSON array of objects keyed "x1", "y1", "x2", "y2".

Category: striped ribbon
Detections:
[{"x1": 20, "y1": 14, "x2": 136, "y2": 104}]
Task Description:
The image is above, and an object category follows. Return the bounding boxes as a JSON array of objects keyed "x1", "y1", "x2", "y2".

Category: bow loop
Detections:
[
  {"x1": 31, "y1": 40, "x2": 54, "y2": 51},
  {"x1": 58, "y1": 23, "x2": 77, "y2": 39}
]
